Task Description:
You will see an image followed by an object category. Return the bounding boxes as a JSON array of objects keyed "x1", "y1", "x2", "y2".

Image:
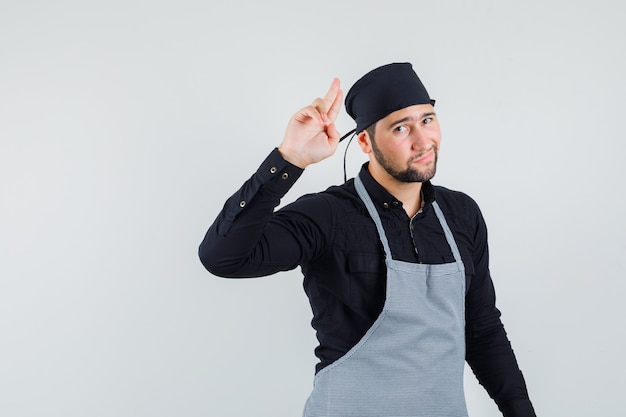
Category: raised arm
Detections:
[{"x1": 199, "y1": 79, "x2": 343, "y2": 278}]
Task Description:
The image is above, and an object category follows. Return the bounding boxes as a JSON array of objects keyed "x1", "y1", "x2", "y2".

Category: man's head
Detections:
[{"x1": 344, "y1": 63, "x2": 440, "y2": 183}]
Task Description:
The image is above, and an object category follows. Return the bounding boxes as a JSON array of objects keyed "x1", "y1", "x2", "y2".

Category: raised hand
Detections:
[{"x1": 278, "y1": 78, "x2": 343, "y2": 169}]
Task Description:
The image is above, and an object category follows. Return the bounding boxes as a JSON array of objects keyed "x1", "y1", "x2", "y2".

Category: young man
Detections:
[{"x1": 199, "y1": 63, "x2": 536, "y2": 417}]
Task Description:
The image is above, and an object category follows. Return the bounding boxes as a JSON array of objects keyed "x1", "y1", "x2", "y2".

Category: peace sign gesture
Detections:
[{"x1": 278, "y1": 78, "x2": 343, "y2": 169}]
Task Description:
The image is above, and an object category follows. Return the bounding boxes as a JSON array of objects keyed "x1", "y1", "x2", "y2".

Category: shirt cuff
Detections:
[{"x1": 256, "y1": 148, "x2": 304, "y2": 196}]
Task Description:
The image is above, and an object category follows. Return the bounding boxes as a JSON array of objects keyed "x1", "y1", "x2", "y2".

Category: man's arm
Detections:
[
  {"x1": 199, "y1": 149, "x2": 306, "y2": 277},
  {"x1": 198, "y1": 79, "x2": 344, "y2": 277},
  {"x1": 464, "y1": 202, "x2": 536, "y2": 417}
]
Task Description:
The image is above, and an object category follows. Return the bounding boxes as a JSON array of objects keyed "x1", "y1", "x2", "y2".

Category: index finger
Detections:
[
  {"x1": 326, "y1": 83, "x2": 343, "y2": 123},
  {"x1": 322, "y1": 78, "x2": 341, "y2": 109},
  {"x1": 319, "y1": 78, "x2": 342, "y2": 122}
]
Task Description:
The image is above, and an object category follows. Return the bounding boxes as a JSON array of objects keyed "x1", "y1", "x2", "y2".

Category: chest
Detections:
[{"x1": 332, "y1": 205, "x2": 473, "y2": 265}]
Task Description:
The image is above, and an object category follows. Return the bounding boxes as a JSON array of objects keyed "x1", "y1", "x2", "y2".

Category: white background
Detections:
[{"x1": 1, "y1": 1, "x2": 625, "y2": 416}]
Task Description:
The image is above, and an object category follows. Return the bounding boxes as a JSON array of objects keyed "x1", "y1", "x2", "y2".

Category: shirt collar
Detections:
[{"x1": 357, "y1": 162, "x2": 436, "y2": 210}]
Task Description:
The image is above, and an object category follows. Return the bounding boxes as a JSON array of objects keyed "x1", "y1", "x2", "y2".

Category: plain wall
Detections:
[{"x1": 1, "y1": 0, "x2": 625, "y2": 415}]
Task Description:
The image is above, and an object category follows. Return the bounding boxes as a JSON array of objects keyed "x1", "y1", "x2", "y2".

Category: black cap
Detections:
[{"x1": 343, "y1": 62, "x2": 435, "y2": 137}]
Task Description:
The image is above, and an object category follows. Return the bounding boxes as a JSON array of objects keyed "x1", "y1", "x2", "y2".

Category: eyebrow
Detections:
[{"x1": 387, "y1": 112, "x2": 436, "y2": 129}]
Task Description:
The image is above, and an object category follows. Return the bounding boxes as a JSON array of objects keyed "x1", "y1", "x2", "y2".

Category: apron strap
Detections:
[
  {"x1": 355, "y1": 174, "x2": 464, "y2": 266},
  {"x1": 432, "y1": 201, "x2": 463, "y2": 265},
  {"x1": 355, "y1": 175, "x2": 393, "y2": 259}
]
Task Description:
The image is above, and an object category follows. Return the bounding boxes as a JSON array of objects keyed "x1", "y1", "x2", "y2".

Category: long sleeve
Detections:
[
  {"x1": 199, "y1": 148, "x2": 326, "y2": 278},
  {"x1": 464, "y1": 202, "x2": 536, "y2": 417}
]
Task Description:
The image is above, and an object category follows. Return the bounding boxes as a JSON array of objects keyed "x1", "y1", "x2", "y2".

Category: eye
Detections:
[
  {"x1": 394, "y1": 125, "x2": 408, "y2": 133},
  {"x1": 423, "y1": 117, "x2": 433, "y2": 125}
]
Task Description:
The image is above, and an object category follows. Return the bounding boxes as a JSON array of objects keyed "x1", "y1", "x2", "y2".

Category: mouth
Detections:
[{"x1": 411, "y1": 147, "x2": 436, "y2": 165}]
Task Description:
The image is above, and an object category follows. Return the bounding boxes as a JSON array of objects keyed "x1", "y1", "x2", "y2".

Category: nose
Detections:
[{"x1": 410, "y1": 128, "x2": 431, "y2": 150}]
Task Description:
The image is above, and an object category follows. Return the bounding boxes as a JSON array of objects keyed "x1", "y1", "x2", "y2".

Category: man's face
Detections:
[{"x1": 368, "y1": 104, "x2": 441, "y2": 183}]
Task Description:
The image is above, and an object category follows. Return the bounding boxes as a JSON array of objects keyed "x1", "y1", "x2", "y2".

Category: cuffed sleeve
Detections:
[
  {"x1": 198, "y1": 148, "x2": 327, "y2": 279},
  {"x1": 216, "y1": 148, "x2": 303, "y2": 236}
]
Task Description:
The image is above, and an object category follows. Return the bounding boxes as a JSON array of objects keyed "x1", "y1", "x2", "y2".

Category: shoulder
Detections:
[
  {"x1": 279, "y1": 179, "x2": 363, "y2": 221},
  {"x1": 292, "y1": 179, "x2": 361, "y2": 209},
  {"x1": 433, "y1": 185, "x2": 480, "y2": 211},
  {"x1": 432, "y1": 185, "x2": 486, "y2": 230}
]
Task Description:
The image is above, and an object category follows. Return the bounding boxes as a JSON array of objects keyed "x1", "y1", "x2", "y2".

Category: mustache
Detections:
[{"x1": 408, "y1": 145, "x2": 437, "y2": 163}]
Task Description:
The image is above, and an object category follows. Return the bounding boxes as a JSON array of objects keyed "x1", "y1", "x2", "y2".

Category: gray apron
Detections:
[{"x1": 303, "y1": 175, "x2": 468, "y2": 417}]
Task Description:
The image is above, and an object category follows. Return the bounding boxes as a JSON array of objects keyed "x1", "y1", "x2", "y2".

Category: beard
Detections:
[{"x1": 371, "y1": 141, "x2": 438, "y2": 183}]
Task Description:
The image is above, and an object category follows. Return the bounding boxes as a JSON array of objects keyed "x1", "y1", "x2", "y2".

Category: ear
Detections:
[{"x1": 357, "y1": 130, "x2": 372, "y2": 154}]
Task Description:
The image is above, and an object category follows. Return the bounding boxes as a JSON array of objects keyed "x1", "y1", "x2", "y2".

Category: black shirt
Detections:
[{"x1": 199, "y1": 148, "x2": 536, "y2": 417}]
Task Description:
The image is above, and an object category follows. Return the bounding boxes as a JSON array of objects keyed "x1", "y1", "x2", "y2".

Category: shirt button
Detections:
[
  {"x1": 281, "y1": 172, "x2": 289, "y2": 180},
  {"x1": 392, "y1": 201, "x2": 400, "y2": 206},
  {"x1": 383, "y1": 202, "x2": 389, "y2": 208},
  {"x1": 270, "y1": 167, "x2": 277, "y2": 174},
  {"x1": 239, "y1": 201, "x2": 246, "y2": 208}
]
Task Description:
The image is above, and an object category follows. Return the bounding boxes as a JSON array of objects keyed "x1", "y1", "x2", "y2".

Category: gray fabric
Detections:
[{"x1": 303, "y1": 175, "x2": 468, "y2": 417}]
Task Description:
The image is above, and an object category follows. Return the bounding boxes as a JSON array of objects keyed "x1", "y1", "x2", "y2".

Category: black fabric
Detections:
[
  {"x1": 199, "y1": 149, "x2": 536, "y2": 417},
  {"x1": 344, "y1": 62, "x2": 435, "y2": 135}
]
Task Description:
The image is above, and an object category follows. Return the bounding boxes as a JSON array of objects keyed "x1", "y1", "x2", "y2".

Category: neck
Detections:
[{"x1": 368, "y1": 164, "x2": 424, "y2": 218}]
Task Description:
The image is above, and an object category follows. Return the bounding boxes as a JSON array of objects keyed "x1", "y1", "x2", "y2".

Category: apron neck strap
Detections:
[
  {"x1": 355, "y1": 174, "x2": 393, "y2": 259},
  {"x1": 355, "y1": 174, "x2": 463, "y2": 264}
]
